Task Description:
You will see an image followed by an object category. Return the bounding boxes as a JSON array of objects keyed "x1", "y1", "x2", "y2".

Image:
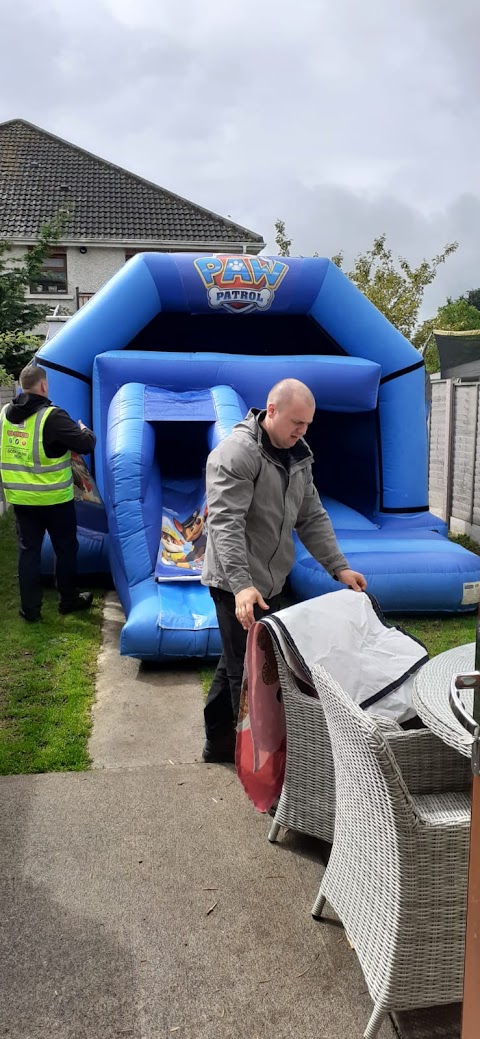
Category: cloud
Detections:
[{"x1": 1, "y1": 0, "x2": 480, "y2": 319}]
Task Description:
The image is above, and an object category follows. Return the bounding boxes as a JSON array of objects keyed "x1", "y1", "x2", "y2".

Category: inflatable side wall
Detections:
[{"x1": 34, "y1": 254, "x2": 480, "y2": 658}]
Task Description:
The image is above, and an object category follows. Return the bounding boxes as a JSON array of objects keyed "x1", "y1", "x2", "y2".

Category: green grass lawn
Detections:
[
  {"x1": 200, "y1": 612, "x2": 477, "y2": 699},
  {"x1": 392, "y1": 613, "x2": 476, "y2": 655},
  {"x1": 1, "y1": 506, "x2": 478, "y2": 771},
  {"x1": 403, "y1": 533, "x2": 479, "y2": 654},
  {"x1": 0, "y1": 509, "x2": 105, "y2": 775}
]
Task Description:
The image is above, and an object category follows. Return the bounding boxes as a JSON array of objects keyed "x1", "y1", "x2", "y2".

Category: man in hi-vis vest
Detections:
[{"x1": 0, "y1": 365, "x2": 96, "y2": 621}]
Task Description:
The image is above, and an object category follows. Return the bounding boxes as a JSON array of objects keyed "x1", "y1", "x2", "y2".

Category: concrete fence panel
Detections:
[{"x1": 430, "y1": 377, "x2": 480, "y2": 543}]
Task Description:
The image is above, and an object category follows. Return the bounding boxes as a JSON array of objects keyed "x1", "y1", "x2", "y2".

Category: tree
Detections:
[
  {"x1": 0, "y1": 362, "x2": 12, "y2": 386},
  {"x1": 274, "y1": 223, "x2": 458, "y2": 373},
  {"x1": 0, "y1": 207, "x2": 70, "y2": 379},
  {"x1": 435, "y1": 296, "x2": 480, "y2": 332},
  {"x1": 418, "y1": 294, "x2": 480, "y2": 375},
  {"x1": 333, "y1": 233, "x2": 458, "y2": 345},
  {"x1": 465, "y1": 288, "x2": 480, "y2": 312},
  {"x1": 0, "y1": 331, "x2": 43, "y2": 383},
  {"x1": 274, "y1": 218, "x2": 292, "y2": 257}
]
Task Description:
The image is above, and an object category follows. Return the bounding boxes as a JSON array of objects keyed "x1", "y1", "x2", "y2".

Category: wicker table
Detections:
[{"x1": 413, "y1": 643, "x2": 475, "y2": 758}]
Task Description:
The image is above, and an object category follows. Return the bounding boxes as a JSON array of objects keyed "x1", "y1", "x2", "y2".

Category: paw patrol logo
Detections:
[{"x1": 194, "y1": 255, "x2": 289, "y2": 314}]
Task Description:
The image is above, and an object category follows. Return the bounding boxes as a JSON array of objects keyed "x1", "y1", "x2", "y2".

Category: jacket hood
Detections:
[
  {"x1": 232, "y1": 409, "x2": 262, "y2": 442},
  {"x1": 5, "y1": 393, "x2": 52, "y2": 425},
  {"x1": 234, "y1": 408, "x2": 313, "y2": 464}
]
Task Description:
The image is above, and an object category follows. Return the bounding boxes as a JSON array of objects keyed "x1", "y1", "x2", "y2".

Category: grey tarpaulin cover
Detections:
[{"x1": 262, "y1": 589, "x2": 428, "y2": 723}]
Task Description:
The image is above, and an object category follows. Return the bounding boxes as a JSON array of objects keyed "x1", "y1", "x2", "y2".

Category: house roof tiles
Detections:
[{"x1": 0, "y1": 119, "x2": 264, "y2": 247}]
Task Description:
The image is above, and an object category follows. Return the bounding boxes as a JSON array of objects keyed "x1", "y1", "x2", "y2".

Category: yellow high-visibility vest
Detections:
[{"x1": 0, "y1": 405, "x2": 73, "y2": 505}]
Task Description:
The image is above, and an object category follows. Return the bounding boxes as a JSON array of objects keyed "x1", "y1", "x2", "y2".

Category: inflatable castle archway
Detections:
[{"x1": 36, "y1": 254, "x2": 480, "y2": 659}]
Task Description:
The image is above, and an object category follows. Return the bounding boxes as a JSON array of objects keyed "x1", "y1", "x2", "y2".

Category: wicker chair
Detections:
[
  {"x1": 268, "y1": 646, "x2": 412, "y2": 844},
  {"x1": 268, "y1": 646, "x2": 337, "y2": 843},
  {"x1": 310, "y1": 660, "x2": 471, "y2": 1039},
  {"x1": 268, "y1": 647, "x2": 471, "y2": 845}
]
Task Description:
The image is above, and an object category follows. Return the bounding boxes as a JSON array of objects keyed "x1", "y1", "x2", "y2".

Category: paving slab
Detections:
[
  {"x1": 0, "y1": 765, "x2": 397, "y2": 1039},
  {"x1": 0, "y1": 592, "x2": 463, "y2": 1038},
  {"x1": 89, "y1": 594, "x2": 205, "y2": 769},
  {"x1": 393, "y1": 1005, "x2": 461, "y2": 1038}
]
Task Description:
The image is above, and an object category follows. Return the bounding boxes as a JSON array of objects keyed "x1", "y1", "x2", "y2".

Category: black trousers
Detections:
[
  {"x1": 204, "y1": 586, "x2": 282, "y2": 741},
  {"x1": 14, "y1": 500, "x2": 79, "y2": 615}
]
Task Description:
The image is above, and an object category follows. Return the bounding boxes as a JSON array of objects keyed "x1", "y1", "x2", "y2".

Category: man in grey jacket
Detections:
[{"x1": 201, "y1": 378, "x2": 367, "y2": 763}]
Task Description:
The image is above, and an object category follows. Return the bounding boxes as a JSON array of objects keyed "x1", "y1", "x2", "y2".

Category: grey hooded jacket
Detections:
[{"x1": 201, "y1": 410, "x2": 349, "y2": 599}]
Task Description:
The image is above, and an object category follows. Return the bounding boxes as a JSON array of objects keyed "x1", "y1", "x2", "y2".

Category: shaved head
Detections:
[
  {"x1": 267, "y1": 379, "x2": 315, "y2": 411},
  {"x1": 262, "y1": 378, "x2": 316, "y2": 449}
]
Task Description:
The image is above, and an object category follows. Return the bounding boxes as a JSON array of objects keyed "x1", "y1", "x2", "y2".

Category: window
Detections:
[{"x1": 30, "y1": 250, "x2": 68, "y2": 294}]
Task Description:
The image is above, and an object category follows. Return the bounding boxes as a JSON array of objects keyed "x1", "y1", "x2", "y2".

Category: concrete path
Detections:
[
  {"x1": 89, "y1": 596, "x2": 204, "y2": 770},
  {"x1": 0, "y1": 594, "x2": 461, "y2": 1038}
]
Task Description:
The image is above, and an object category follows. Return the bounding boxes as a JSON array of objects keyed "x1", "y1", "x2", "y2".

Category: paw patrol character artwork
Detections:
[
  {"x1": 160, "y1": 527, "x2": 187, "y2": 567},
  {"x1": 173, "y1": 506, "x2": 208, "y2": 566},
  {"x1": 71, "y1": 451, "x2": 102, "y2": 504},
  {"x1": 155, "y1": 502, "x2": 208, "y2": 582}
]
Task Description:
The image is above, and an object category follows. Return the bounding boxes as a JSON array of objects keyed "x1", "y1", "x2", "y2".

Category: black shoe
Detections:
[
  {"x1": 59, "y1": 592, "x2": 93, "y2": 615},
  {"x1": 202, "y1": 737, "x2": 236, "y2": 764},
  {"x1": 19, "y1": 608, "x2": 41, "y2": 623}
]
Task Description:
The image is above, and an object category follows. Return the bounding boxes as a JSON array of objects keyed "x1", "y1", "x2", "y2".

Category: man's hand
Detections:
[
  {"x1": 337, "y1": 568, "x2": 367, "y2": 592},
  {"x1": 235, "y1": 586, "x2": 269, "y2": 630},
  {"x1": 78, "y1": 420, "x2": 86, "y2": 430}
]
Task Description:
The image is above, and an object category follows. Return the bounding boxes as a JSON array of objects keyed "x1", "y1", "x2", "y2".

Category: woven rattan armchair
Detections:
[
  {"x1": 310, "y1": 660, "x2": 471, "y2": 1039},
  {"x1": 268, "y1": 648, "x2": 471, "y2": 845},
  {"x1": 268, "y1": 646, "x2": 337, "y2": 843}
]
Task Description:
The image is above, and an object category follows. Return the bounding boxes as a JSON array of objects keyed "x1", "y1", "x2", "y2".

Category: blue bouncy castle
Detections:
[{"x1": 36, "y1": 253, "x2": 480, "y2": 660}]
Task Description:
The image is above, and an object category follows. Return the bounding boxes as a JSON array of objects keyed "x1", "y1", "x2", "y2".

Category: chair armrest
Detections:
[
  {"x1": 385, "y1": 728, "x2": 472, "y2": 794},
  {"x1": 375, "y1": 716, "x2": 402, "y2": 735}
]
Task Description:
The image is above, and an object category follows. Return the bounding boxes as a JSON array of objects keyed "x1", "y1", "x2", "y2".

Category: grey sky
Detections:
[{"x1": 1, "y1": 0, "x2": 479, "y2": 318}]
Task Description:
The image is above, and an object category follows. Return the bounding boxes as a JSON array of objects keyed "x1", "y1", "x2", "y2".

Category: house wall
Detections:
[
  {"x1": 62, "y1": 245, "x2": 126, "y2": 298},
  {"x1": 11, "y1": 243, "x2": 126, "y2": 307},
  {"x1": 8, "y1": 244, "x2": 128, "y2": 335},
  {"x1": 9, "y1": 242, "x2": 247, "y2": 337}
]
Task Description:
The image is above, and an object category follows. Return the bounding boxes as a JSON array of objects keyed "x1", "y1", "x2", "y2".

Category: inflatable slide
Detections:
[{"x1": 35, "y1": 253, "x2": 480, "y2": 660}]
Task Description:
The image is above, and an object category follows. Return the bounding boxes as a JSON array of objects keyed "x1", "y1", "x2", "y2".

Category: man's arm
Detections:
[
  {"x1": 206, "y1": 447, "x2": 257, "y2": 595},
  {"x1": 206, "y1": 447, "x2": 269, "y2": 628},
  {"x1": 295, "y1": 470, "x2": 350, "y2": 576},
  {"x1": 295, "y1": 471, "x2": 367, "y2": 590},
  {"x1": 43, "y1": 409, "x2": 96, "y2": 454}
]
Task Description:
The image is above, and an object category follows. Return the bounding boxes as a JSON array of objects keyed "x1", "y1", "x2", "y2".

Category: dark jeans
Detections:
[
  {"x1": 204, "y1": 586, "x2": 282, "y2": 741},
  {"x1": 14, "y1": 500, "x2": 79, "y2": 615}
]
